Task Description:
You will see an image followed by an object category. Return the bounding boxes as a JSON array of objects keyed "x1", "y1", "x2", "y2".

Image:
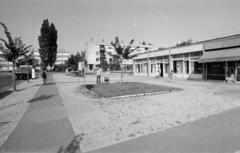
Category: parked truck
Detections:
[{"x1": 15, "y1": 65, "x2": 32, "y2": 80}]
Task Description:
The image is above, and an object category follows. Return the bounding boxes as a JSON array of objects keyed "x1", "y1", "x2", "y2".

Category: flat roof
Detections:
[{"x1": 135, "y1": 33, "x2": 240, "y2": 56}]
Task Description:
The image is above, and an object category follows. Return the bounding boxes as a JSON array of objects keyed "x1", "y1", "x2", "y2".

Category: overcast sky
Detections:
[{"x1": 0, "y1": 0, "x2": 240, "y2": 53}]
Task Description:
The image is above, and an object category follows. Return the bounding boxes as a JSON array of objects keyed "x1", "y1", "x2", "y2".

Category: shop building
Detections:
[
  {"x1": 133, "y1": 44, "x2": 203, "y2": 80},
  {"x1": 199, "y1": 34, "x2": 240, "y2": 81},
  {"x1": 133, "y1": 34, "x2": 240, "y2": 82}
]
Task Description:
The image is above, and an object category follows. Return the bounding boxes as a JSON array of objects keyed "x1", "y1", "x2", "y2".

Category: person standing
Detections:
[
  {"x1": 41, "y1": 68, "x2": 47, "y2": 85},
  {"x1": 96, "y1": 67, "x2": 102, "y2": 84}
]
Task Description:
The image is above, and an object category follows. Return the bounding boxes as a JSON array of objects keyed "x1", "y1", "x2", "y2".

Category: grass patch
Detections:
[{"x1": 85, "y1": 82, "x2": 180, "y2": 98}]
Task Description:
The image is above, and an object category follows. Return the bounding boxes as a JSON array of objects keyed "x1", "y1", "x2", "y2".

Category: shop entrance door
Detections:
[
  {"x1": 237, "y1": 67, "x2": 240, "y2": 81},
  {"x1": 160, "y1": 63, "x2": 163, "y2": 77},
  {"x1": 157, "y1": 63, "x2": 163, "y2": 77}
]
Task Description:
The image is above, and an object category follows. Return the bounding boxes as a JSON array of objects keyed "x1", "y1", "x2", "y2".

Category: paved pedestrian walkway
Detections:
[
  {"x1": 0, "y1": 74, "x2": 80, "y2": 153},
  {"x1": 88, "y1": 106, "x2": 240, "y2": 153},
  {"x1": 54, "y1": 73, "x2": 240, "y2": 153}
]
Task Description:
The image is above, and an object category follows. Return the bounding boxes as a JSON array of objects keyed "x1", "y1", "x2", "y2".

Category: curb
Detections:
[
  {"x1": 110, "y1": 89, "x2": 180, "y2": 99},
  {"x1": 82, "y1": 85, "x2": 180, "y2": 99},
  {"x1": 0, "y1": 80, "x2": 24, "y2": 93}
]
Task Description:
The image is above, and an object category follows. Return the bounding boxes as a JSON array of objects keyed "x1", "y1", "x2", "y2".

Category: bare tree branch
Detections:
[
  {"x1": 0, "y1": 37, "x2": 9, "y2": 48},
  {"x1": 0, "y1": 21, "x2": 14, "y2": 46}
]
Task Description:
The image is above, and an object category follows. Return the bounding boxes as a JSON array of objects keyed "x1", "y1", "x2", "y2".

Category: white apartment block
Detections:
[
  {"x1": 55, "y1": 49, "x2": 70, "y2": 65},
  {"x1": 85, "y1": 39, "x2": 115, "y2": 71}
]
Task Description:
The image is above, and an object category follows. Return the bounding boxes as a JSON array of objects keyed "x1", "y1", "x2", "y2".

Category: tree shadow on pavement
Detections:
[
  {"x1": 85, "y1": 84, "x2": 94, "y2": 90},
  {"x1": 0, "y1": 90, "x2": 12, "y2": 100},
  {"x1": 0, "y1": 121, "x2": 10, "y2": 127},
  {"x1": 0, "y1": 101, "x2": 23, "y2": 111},
  {"x1": 33, "y1": 81, "x2": 80, "y2": 87},
  {"x1": 57, "y1": 134, "x2": 83, "y2": 153},
  {"x1": 54, "y1": 81, "x2": 81, "y2": 84},
  {"x1": 28, "y1": 94, "x2": 54, "y2": 103}
]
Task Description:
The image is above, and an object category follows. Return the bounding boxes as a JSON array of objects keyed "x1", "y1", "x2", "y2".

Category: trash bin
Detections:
[{"x1": 104, "y1": 76, "x2": 109, "y2": 83}]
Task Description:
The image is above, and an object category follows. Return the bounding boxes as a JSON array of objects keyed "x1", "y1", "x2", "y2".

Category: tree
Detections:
[
  {"x1": 38, "y1": 19, "x2": 58, "y2": 69},
  {"x1": 98, "y1": 44, "x2": 109, "y2": 71},
  {"x1": 110, "y1": 36, "x2": 139, "y2": 85},
  {"x1": 176, "y1": 39, "x2": 193, "y2": 47},
  {"x1": 66, "y1": 51, "x2": 86, "y2": 71},
  {"x1": 99, "y1": 59, "x2": 109, "y2": 71},
  {"x1": 0, "y1": 22, "x2": 31, "y2": 91},
  {"x1": 67, "y1": 54, "x2": 77, "y2": 71},
  {"x1": 158, "y1": 47, "x2": 165, "y2": 50},
  {"x1": 17, "y1": 51, "x2": 38, "y2": 68}
]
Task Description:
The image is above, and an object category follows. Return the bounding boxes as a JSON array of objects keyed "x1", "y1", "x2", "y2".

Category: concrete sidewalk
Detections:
[
  {"x1": 89, "y1": 106, "x2": 240, "y2": 153},
  {"x1": 0, "y1": 74, "x2": 80, "y2": 153},
  {"x1": 53, "y1": 73, "x2": 240, "y2": 153}
]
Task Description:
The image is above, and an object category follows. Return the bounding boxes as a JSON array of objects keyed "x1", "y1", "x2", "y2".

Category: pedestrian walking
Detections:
[
  {"x1": 96, "y1": 66, "x2": 102, "y2": 84},
  {"x1": 41, "y1": 68, "x2": 47, "y2": 85}
]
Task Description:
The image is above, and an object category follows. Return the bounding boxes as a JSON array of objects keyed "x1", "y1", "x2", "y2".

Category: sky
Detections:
[{"x1": 0, "y1": 0, "x2": 240, "y2": 53}]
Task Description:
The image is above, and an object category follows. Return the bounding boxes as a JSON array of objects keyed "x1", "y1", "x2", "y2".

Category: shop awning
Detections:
[{"x1": 199, "y1": 48, "x2": 240, "y2": 63}]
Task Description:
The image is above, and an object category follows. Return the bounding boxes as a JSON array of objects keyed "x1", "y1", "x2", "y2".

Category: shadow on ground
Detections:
[
  {"x1": 0, "y1": 121, "x2": 10, "y2": 127},
  {"x1": 57, "y1": 134, "x2": 83, "y2": 153},
  {"x1": 33, "y1": 81, "x2": 83, "y2": 87},
  {"x1": 28, "y1": 94, "x2": 54, "y2": 103},
  {"x1": 85, "y1": 84, "x2": 94, "y2": 90},
  {"x1": 0, "y1": 90, "x2": 12, "y2": 100},
  {"x1": 0, "y1": 101, "x2": 23, "y2": 111}
]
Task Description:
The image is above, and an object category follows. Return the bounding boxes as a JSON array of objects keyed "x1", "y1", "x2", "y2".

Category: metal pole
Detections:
[
  {"x1": 120, "y1": 56, "x2": 123, "y2": 86},
  {"x1": 84, "y1": 51, "x2": 86, "y2": 87},
  {"x1": 147, "y1": 48, "x2": 150, "y2": 76}
]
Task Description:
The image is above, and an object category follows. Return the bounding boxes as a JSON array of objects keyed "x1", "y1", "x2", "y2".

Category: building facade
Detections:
[
  {"x1": 133, "y1": 34, "x2": 240, "y2": 82},
  {"x1": 0, "y1": 57, "x2": 12, "y2": 71},
  {"x1": 84, "y1": 40, "x2": 150, "y2": 72},
  {"x1": 133, "y1": 44, "x2": 203, "y2": 79},
  {"x1": 199, "y1": 34, "x2": 240, "y2": 81},
  {"x1": 85, "y1": 40, "x2": 115, "y2": 71},
  {"x1": 0, "y1": 50, "x2": 13, "y2": 71},
  {"x1": 55, "y1": 49, "x2": 69, "y2": 65}
]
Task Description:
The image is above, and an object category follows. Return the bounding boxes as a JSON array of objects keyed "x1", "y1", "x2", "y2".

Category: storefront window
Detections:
[
  {"x1": 228, "y1": 61, "x2": 235, "y2": 76},
  {"x1": 173, "y1": 60, "x2": 183, "y2": 74},
  {"x1": 151, "y1": 64, "x2": 156, "y2": 73},
  {"x1": 194, "y1": 62, "x2": 202, "y2": 74},
  {"x1": 185, "y1": 61, "x2": 189, "y2": 74},
  {"x1": 237, "y1": 61, "x2": 240, "y2": 81},
  {"x1": 165, "y1": 64, "x2": 169, "y2": 74},
  {"x1": 143, "y1": 63, "x2": 147, "y2": 73},
  {"x1": 207, "y1": 62, "x2": 225, "y2": 80},
  {"x1": 135, "y1": 64, "x2": 140, "y2": 73}
]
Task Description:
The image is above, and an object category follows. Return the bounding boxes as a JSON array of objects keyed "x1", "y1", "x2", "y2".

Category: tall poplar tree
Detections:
[{"x1": 38, "y1": 19, "x2": 58, "y2": 69}]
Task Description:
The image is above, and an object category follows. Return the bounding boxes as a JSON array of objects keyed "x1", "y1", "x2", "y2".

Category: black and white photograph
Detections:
[{"x1": 0, "y1": 0, "x2": 240, "y2": 152}]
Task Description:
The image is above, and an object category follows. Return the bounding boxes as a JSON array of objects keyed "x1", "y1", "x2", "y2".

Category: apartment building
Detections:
[{"x1": 85, "y1": 39, "x2": 115, "y2": 71}]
